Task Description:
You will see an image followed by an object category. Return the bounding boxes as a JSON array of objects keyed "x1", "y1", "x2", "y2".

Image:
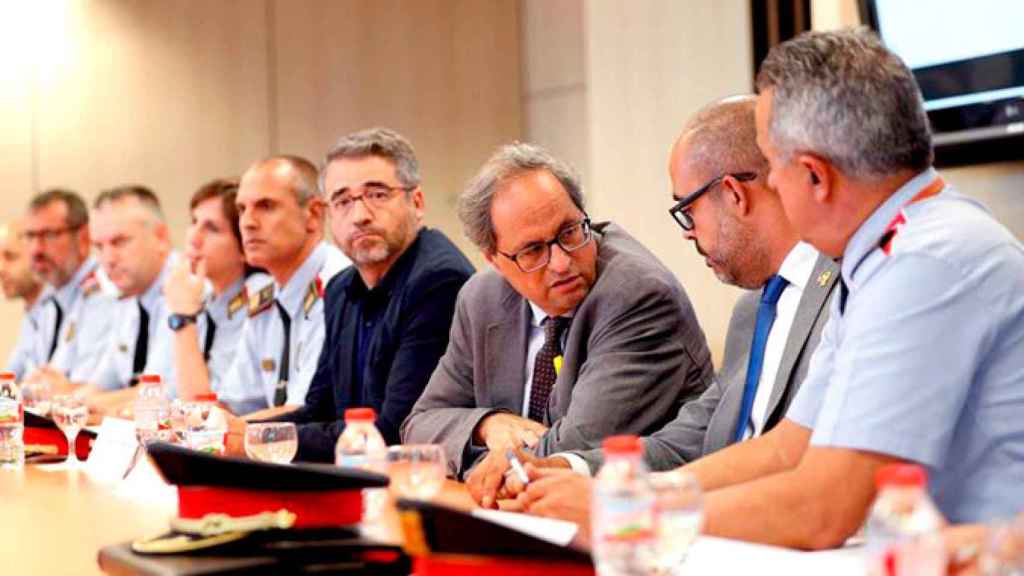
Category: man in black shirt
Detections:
[{"x1": 283, "y1": 128, "x2": 474, "y2": 462}]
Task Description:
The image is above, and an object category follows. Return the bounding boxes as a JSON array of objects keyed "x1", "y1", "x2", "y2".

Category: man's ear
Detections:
[
  {"x1": 721, "y1": 175, "x2": 751, "y2": 218},
  {"x1": 796, "y1": 153, "x2": 833, "y2": 204}
]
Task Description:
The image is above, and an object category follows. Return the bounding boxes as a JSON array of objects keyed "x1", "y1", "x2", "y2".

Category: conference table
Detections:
[{"x1": 1, "y1": 457, "x2": 865, "y2": 575}]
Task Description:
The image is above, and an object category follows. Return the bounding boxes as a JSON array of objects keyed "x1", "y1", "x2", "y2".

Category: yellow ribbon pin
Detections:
[{"x1": 553, "y1": 355, "x2": 563, "y2": 376}]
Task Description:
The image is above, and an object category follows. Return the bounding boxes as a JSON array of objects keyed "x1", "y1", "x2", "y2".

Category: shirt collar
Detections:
[
  {"x1": 137, "y1": 253, "x2": 176, "y2": 313},
  {"x1": 528, "y1": 301, "x2": 575, "y2": 328},
  {"x1": 776, "y1": 241, "x2": 818, "y2": 292},
  {"x1": 206, "y1": 276, "x2": 246, "y2": 323},
  {"x1": 841, "y1": 168, "x2": 939, "y2": 286},
  {"x1": 276, "y1": 242, "x2": 328, "y2": 316},
  {"x1": 52, "y1": 257, "x2": 100, "y2": 307}
]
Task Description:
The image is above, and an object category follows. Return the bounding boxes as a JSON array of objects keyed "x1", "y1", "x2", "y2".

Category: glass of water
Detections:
[
  {"x1": 385, "y1": 444, "x2": 445, "y2": 500},
  {"x1": 22, "y1": 381, "x2": 52, "y2": 417},
  {"x1": 649, "y1": 469, "x2": 704, "y2": 575},
  {"x1": 983, "y1": 513, "x2": 1024, "y2": 576},
  {"x1": 51, "y1": 395, "x2": 88, "y2": 465},
  {"x1": 244, "y1": 422, "x2": 298, "y2": 464}
]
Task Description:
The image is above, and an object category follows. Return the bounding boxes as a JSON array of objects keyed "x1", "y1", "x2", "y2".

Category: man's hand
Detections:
[
  {"x1": 944, "y1": 523, "x2": 987, "y2": 576},
  {"x1": 473, "y1": 412, "x2": 547, "y2": 452},
  {"x1": 502, "y1": 454, "x2": 572, "y2": 499},
  {"x1": 27, "y1": 365, "x2": 75, "y2": 395},
  {"x1": 517, "y1": 464, "x2": 595, "y2": 548},
  {"x1": 223, "y1": 410, "x2": 248, "y2": 457},
  {"x1": 164, "y1": 257, "x2": 206, "y2": 316}
]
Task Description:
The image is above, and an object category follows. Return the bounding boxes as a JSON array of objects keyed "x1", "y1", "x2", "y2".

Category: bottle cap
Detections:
[
  {"x1": 195, "y1": 393, "x2": 218, "y2": 402},
  {"x1": 0, "y1": 371, "x2": 16, "y2": 380},
  {"x1": 344, "y1": 407, "x2": 376, "y2": 422},
  {"x1": 875, "y1": 463, "x2": 927, "y2": 489},
  {"x1": 602, "y1": 435, "x2": 643, "y2": 455},
  {"x1": 139, "y1": 374, "x2": 162, "y2": 384}
]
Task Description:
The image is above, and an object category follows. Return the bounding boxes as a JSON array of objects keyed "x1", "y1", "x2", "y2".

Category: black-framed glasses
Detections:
[
  {"x1": 497, "y1": 217, "x2": 592, "y2": 273},
  {"x1": 668, "y1": 172, "x2": 757, "y2": 231},
  {"x1": 327, "y1": 182, "x2": 414, "y2": 215},
  {"x1": 23, "y1": 226, "x2": 81, "y2": 243}
]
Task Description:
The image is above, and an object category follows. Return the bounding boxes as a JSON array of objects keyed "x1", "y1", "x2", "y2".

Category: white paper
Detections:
[
  {"x1": 684, "y1": 536, "x2": 865, "y2": 576},
  {"x1": 84, "y1": 416, "x2": 142, "y2": 483},
  {"x1": 471, "y1": 508, "x2": 579, "y2": 547}
]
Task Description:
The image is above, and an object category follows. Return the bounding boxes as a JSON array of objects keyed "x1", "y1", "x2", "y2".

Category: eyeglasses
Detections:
[
  {"x1": 23, "y1": 226, "x2": 81, "y2": 243},
  {"x1": 668, "y1": 172, "x2": 757, "y2": 231},
  {"x1": 327, "y1": 183, "x2": 413, "y2": 215},
  {"x1": 497, "y1": 217, "x2": 592, "y2": 273}
]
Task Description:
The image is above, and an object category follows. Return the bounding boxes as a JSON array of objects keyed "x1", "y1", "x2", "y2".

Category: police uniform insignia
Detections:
[
  {"x1": 248, "y1": 284, "x2": 274, "y2": 317},
  {"x1": 228, "y1": 288, "x2": 247, "y2": 320},
  {"x1": 817, "y1": 269, "x2": 832, "y2": 288},
  {"x1": 118, "y1": 343, "x2": 129, "y2": 353},
  {"x1": 261, "y1": 358, "x2": 275, "y2": 372},
  {"x1": 64, "y1": 322, "x2": 77, "y2": 342},
  {"x1": 302, "y1": 281, "x2": 320, "y2": 317},
  {"x1": 80, "y1": 270, "x2": 100, "y2": 298}
]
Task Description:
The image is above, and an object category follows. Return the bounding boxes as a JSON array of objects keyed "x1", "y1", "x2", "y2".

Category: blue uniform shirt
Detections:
[
  {"x1": 788, "y1": 168, "x2": 1024, "y2": 523},
  {"x1": 217, "y1": 242, "x2": 349, "y2": 414}
]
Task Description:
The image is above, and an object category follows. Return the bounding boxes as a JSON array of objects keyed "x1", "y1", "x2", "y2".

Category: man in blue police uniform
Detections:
[
  {"x1": 255, "y1": 128, "x2": 474, "y2": 463},
  {"x1": 84, "y1": 186, "x2": 179, "y2": 407},
  {"x1": 164, "y1": 179, "x2": 266, "y2": 400},
  {"x1": 16, "y1": 190, "x2": 118, "y2": 390},
  {"x1": 217, "y1": 156, "x2": 350, "y2": 416},
  {"x1": 1, "y1": 221, "x2": 45, "y2": 379},
  {"x1": 603, "y1": 29, "x2": 1023, "y2": 549}
]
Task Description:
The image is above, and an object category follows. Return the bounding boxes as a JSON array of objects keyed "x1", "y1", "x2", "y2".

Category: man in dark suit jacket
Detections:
[
  {"x1": 401, "y1": 143, "x2": 713, "y2": 508},
  {"x1": 509, "y1": 96, "x2": 838, "y2": 532},
  {"x1": 269, "y1": 128, "x2": 474, "y2": 463}
]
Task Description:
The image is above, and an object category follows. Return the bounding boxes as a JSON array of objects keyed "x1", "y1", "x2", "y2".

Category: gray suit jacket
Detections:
[
  {"x1": 573, "y1": 253, "x2": 839, "y2": 473},
  {"x1": 400, "y1": 222, "x2": 714, "y2": 477}
]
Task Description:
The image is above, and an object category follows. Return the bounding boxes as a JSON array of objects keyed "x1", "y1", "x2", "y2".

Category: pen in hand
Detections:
[{"x1": 506, "y1": 448, "x2": 530, "y2": 486}]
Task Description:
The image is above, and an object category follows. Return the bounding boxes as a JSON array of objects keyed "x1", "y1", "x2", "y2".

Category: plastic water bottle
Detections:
[
  {"x1": 865, "y1": 463, "x2": 947, "y2": 576},
  {"x1": 592, "y1": 435, "x2": 657, "y2": 576},
  {"x1": 335, "y1": 408, "x2": 388, "y2": 521},
  {"x1": 0, "y1": 371, "x2": 25, "y2": 469}
]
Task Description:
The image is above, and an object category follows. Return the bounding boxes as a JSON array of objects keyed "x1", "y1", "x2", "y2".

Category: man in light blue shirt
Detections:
[
  {"x1": 632, "y1": 28, "x2": 1024, "y2": 549},
  {"x1": 217, "y1": 156, "x2": 349, "y2": 416},
  {"x1": 1, "y1": 221, "x2": 45, "y2": 380}
]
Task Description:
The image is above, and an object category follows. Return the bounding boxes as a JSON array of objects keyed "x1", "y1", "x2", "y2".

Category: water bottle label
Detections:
[
  {"x1": 0, "y1": 398, "x2": 21, "y2": 424},
  {"x1": 600, "y1": 497, "x2": 655, "y2": 543}
]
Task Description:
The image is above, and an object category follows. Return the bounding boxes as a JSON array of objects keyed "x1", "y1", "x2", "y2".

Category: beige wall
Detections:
[{"x1": 0, "y1": 1, "x2": 521, "y2": 361}]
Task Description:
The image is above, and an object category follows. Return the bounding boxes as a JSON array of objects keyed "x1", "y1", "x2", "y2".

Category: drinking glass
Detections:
[
  {"x1": 650, "y1": 469, "x2": 704, "y2": 575},
  {"x1": 983, "y1": 513, "x2": 1024, "y2": 576},
  {"x1": 244, "y1": 423, "x2": 298, "y2": 464},
  {"x1": 51, "y1": 395, "x2": 88, "y2": 465},
  {"x1": 385, "y1": 444, "x2": 445, "y2": 500},
  {"x1": 22, "y1": 381, "x2": 52, "y2": 417}
]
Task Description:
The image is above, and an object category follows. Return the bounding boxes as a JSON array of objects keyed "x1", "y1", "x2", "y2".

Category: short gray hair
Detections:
[
  {"x1": 682, "y1": 95, "x2": 769, "y2": 182},
  {"x1": 755, "y1": 27, "x2": 932, "y2": 180},
  {"x1": 320, "y1": 127, "x2": 421, "y2": 193},
  {"x1": 459, "y1": 142, "x2": 585, "y2": 254},
  {"x1": 247, "y1": 155, "x2": 320, "y2": 205},
  {"x1": 94, "y1": 185, "x2": 165, "y2": 224}
]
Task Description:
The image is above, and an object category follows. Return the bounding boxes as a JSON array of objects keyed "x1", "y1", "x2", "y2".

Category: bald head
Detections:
[
  {"x1": 673, "y1": 95, "x2": 769, "y2": 184},
  {"x1": 0, "y1": 221, "x2": 42, "y2": 303}
]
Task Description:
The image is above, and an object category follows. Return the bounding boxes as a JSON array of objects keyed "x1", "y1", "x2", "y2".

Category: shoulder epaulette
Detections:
[
  {"x1": 248, "y1": 284, "x2": 275, "y2": 317},
  {"x1": 80, "y1": 271, "x2": 100, "y2": 298},
  {"x1": 228, "y1": 286, "x2": 248, "y2": 320},
  {"x1": 302, "y1": 277, "x2": 324, "y2": 317}
]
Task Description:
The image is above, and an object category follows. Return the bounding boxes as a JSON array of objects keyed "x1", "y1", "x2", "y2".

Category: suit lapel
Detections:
[
  {"x1": 485, "y1": 296, "x2": 531, "y2": 416},
  {"x1": 764, "y1": 255, "x2": 838, "y2": 423}
]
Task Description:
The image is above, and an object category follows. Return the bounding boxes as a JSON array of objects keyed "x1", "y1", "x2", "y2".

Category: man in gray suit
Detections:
[
  {"x1": 509, "y1": 96, "x2": 838, "y2": 529},
  {"x1": 401, "y1": 143, "x2": 713, "y2": 508}
]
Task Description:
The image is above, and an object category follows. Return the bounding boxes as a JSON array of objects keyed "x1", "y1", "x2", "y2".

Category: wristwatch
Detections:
[{"x1": 168, "y1": 312, "x2": 200, "y2": 331}]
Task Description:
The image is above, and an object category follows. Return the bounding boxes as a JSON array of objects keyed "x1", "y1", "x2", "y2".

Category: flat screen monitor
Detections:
[{"x1": 860, "y1": 0, "x2": 1024, "y2": 165}]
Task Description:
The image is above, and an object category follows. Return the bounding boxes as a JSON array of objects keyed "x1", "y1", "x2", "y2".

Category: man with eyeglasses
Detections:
[
  {"x1": 1, "y1": 221, "x2": 45, "y2": 380},
  {"x1": 215, "y1": 156, "x2": 350, "y2": 418},
  {"x1": 15, "y1": 189, "x2": 117, "y2": 390},
  {"x1": 502, "y1": 96, "x2": 839, "y2": 532},
  {"x1": 402, "y1": 142, "x2": 712, "y2": 508},
  {"x1": 228, "y1": 128, "x2": 475, "y2": 462}
]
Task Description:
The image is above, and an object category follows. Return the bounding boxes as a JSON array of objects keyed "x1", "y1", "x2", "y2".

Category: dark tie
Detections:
[
  {"x1": 733, "y1": 275, "x2": 788, "y2": 442},
  {"x1": 528, "y1": 316, "x2": 570, "y2": 423},
  {"x1": 202, "y1": 311, "x2": 216, "y2": 363},
  {"x1": 132, "y1": 300, "x2": 150, "y2": 383},
  {"x1": 47, "y1": 297, "x2": 64, "y2": 361},
  {"x1": 274, "y1": 301, "x2": 291, "y2": 407}
]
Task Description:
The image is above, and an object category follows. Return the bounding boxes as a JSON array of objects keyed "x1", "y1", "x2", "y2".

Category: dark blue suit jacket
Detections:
[{"x1": 285, "y1": 228, "x2": 474, "y2": 462}]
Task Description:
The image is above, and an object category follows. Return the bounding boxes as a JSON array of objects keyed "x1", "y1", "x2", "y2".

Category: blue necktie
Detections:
[{"x1": 733, "y1": 274, "x2": 788, "y2": 442}]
